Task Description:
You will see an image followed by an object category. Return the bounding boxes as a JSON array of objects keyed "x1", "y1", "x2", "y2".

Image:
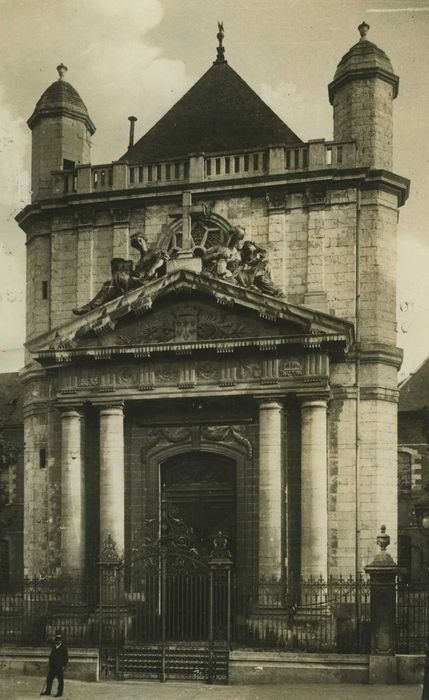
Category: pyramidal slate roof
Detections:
[{"x1": 121, "y1": 60, "x2": 302, "y2": 164}]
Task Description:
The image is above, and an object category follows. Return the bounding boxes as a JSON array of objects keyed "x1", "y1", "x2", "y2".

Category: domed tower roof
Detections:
[
  {"x1": 28, "y1": 64, "x2": 95, "y2": 134},
  {"x1": 328, "y1": 22, "x2": 399, "y2": 104}
]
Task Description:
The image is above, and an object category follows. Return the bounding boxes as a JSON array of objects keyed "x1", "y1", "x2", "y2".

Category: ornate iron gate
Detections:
[{"x1": 98, "y1": 522, "x2": 232, "y2": 682}]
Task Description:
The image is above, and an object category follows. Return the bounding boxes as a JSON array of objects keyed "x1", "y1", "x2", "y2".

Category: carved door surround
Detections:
[{"x1": 138, "y1": 426, "x2": 255, "y2": 578}]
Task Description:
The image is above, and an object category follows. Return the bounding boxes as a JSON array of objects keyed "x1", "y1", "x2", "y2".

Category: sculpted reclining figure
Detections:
[
  {"x1": 236, "y1": 240, "x2": 284, "y2": 297},
  {"x1": 72, "y1": 232, "x2": 168, "y2": 316},
  {"x1": 197, "y1": 227, "x2": 283, "y2": 298},
  {"x1": 195, "y1": 226, "x2": 245, "y2": 279}
]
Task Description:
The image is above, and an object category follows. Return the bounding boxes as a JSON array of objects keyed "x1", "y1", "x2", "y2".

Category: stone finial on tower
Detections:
[
  {"x1": 358, "y1": 21, "x2": 370, "y2": 41},
  {"x1": 56, "y1": 63, "x2": 68, "y2": 80},
  {"x1": 215, "y1": 21, "x2": 226, "y2": 64}
]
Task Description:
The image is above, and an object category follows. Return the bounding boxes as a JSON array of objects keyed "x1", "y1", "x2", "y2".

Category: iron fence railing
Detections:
[
  {"x1": 397, "y1": 578, "x2": 429, "y2": 653},
  {"x1": 232, "y1": 575, "x2": 371, "y2": 653},
  {"x1": 0, "y1": 577, "x2": 97, "y2": 646},
  {"x1": 2, "y1": 574, "x2": 428, "y2": 655}
]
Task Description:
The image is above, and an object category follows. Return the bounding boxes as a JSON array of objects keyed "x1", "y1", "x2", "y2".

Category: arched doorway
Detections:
[{"x1": 161, "y1": 452, "x2": 236, "y2": 557}]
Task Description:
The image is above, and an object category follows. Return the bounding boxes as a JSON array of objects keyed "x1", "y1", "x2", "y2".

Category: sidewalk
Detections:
[{"x1": 0, "y1": 676, "x2": 422, "y2": 700}]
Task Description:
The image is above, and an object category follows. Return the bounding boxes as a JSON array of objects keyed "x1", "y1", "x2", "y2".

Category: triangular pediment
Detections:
[{"x1": 27, "y1": 270, "x2": 354, "y2": 362}]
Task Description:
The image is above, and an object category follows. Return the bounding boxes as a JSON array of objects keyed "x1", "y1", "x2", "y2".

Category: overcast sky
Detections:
[{"x1": 0, "y1": 0, "x2": 428, "y2": 378}]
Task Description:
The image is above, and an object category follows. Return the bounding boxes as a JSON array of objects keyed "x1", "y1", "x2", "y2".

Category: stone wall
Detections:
[
  {"x1": 332, "y1": 79, "x2": 394, "y2": 170},
  {"x1": 24, "y1": 184, "x2": 399, "y2": 347},
  {"x1": 31, "y1": 116, "x2": 92, "y2": 201}
]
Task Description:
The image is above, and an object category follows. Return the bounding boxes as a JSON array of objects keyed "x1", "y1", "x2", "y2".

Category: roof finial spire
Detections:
[
  {"x1": 56, "y1": 63, "x2": 68, "y2": 80},
  {"x1": 358, "y1": 21, "x2": 370, "y2": 41},
  {"x1": 215, "y1": 21, "x2": 226, "y2": 64}
]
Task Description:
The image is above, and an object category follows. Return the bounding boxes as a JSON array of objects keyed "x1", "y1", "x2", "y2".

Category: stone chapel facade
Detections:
[{"x1": 17, "y1": 24, "x2": 409, "y2": 584}]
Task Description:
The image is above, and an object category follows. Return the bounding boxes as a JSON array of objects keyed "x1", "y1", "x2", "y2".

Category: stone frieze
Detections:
[{"x1": 56, "y1": 352, "x2": 328, "y2": 397}]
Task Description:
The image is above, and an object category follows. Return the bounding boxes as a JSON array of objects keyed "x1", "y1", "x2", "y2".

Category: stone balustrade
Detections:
[{"x1": 49, "y1": 139, "x2": 357, "y2": 198}]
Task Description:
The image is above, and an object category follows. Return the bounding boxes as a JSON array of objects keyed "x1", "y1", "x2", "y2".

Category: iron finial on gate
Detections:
[
  {"x1": 100, "y1": 534, "x2": 121, "y2": 564},
  {"x1": 209, "y1": 531, "x2": 233, "y2": 567}
]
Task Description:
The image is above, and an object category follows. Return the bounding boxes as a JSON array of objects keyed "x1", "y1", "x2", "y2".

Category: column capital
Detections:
[
  {"x1": 59, "y1": 406, "x2": 83, "y2": 419},
  {"x1": 300, "y1": 398, "x2": 328, "y2": 410},
  {"x1": 97, "y1": 402, "x2": 125, "y2": 415},
  {"x1": 258, "y1": 399, "x2": 284, "y2": 411}
]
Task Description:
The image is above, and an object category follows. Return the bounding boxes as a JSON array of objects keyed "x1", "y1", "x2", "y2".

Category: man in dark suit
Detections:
[{"x1": 41, "y1": 633, "x2": 69, "y2": 697}]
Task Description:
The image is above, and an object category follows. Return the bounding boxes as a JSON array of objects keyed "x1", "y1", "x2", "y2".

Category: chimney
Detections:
[{"x1": 128, "y1": 116, "x2": 137, "y2": 150}]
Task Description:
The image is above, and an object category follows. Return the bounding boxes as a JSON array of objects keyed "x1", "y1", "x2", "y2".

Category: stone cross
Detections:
[{"x1": 170, "y1": 191, "x2": 209, "y2": 251}]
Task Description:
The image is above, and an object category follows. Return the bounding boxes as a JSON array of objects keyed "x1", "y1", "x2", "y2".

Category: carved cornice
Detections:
[
  {"x1": 15, "y1": 163, "x2": 410, "y2": 234},
  {"x1": 27, "y1": 269, "x2": 354, "y2": 363},
  {"x1": 360, "y1": 386, "x2": 399, "y2": 403},
  {"x1": 351, "y1": 342, "x2": 403, "y2": 369}
]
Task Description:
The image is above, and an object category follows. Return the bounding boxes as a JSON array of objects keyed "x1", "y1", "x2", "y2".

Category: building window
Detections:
[
  {"x1": 147, "y1": 166, "x2": 153, "y2": 182},
  {"x1": 398, "y1": 535, "x2": 412, "y2": 581},
  {"x1": 215, "y1": 158, "x2": 221, "y2": 175},
  {"x1": 294, "y1": 149, "x2": 300, "y2": 169},
  {"x1": 225, "y1": 157, "x2": 230, "y2": 174},
  {"x1": 244, "y1": 155, "x2": 249, "y2": 172},
  {"x1": 286, "y1": 150, "x2": 291, "y2": 169},
  {"x1": 156, "y1": 165, "x2": 162, "y2": 180},
  {"x1": 253, "y1": 154, "x2": 259, "y2": 171},
  {"x1": 166, "y1": 164, "x2": 171, "y2": 180},
  {"x1": 234, "y1": 156, "x2": 240, "y2": 173},
  {"x1": 129, "y1": 167, "x2": 135, "y2": 184},
  {"x1": 337, "y1": 146, "x2": 343, "y2": 164},
  {"x1": 326, "y1": 147, "x2": 332, "y2": 165},
  {"x1": 138, "y1": 167, "x2": 144, "y2": 182},
  {"x1": 302, "y1": 149, "x2": 309, "y2": 168},
  {"x1": 42, "y1": 281, "x2": 48, "y2": 300},
  {"x1": 39, "y1": 448, "x2": 46, "y2": 469},
  {"x1": 398, "y1": 451, "x2": 412, "y2": 496},
  {"x1": 175, "y1": 163, "x2": 180, "y2": 179},
  {"x1": 206, "y1": 160, "x2": 212, "y2": 176},
  {"x1": 0, "y1": 540, "x2": 9, "y2": 584}
]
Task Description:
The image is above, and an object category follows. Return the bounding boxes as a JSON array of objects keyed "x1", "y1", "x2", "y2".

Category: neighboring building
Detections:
[
  {"x1": 15, "y1": 23, "x2": 409, "y2": 587},
  {"x1": 0, "y1": 372, "x2": 24, "y2": 583},
  {"x1": 398, "y1": 361, "x2": 429, "y2": 580}
]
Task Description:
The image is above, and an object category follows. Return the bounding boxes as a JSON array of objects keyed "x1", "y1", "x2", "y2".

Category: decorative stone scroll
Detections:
[
  {"x1": 200, "y1": 425, "x2": 253, "y2": 459},
  {"x1": 138, "y1": 424, "x2": 254, "y2": 461}
]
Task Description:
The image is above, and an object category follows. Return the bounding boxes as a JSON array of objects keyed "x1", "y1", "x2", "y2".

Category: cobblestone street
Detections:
[{"x1": 0, "y1": 676, "x2": 422, "y2": 700}]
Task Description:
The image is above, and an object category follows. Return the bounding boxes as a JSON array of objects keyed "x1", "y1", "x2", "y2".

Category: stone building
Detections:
[
  {"x1": 398, "y1": 360, "x2": 429, "y2": 580},
  {"x1": 0, "y1": 372, "x2": 24, "y2": 583},
  {"x1": 16, "y1": 23, "x2": 409, "y2": 585}
]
